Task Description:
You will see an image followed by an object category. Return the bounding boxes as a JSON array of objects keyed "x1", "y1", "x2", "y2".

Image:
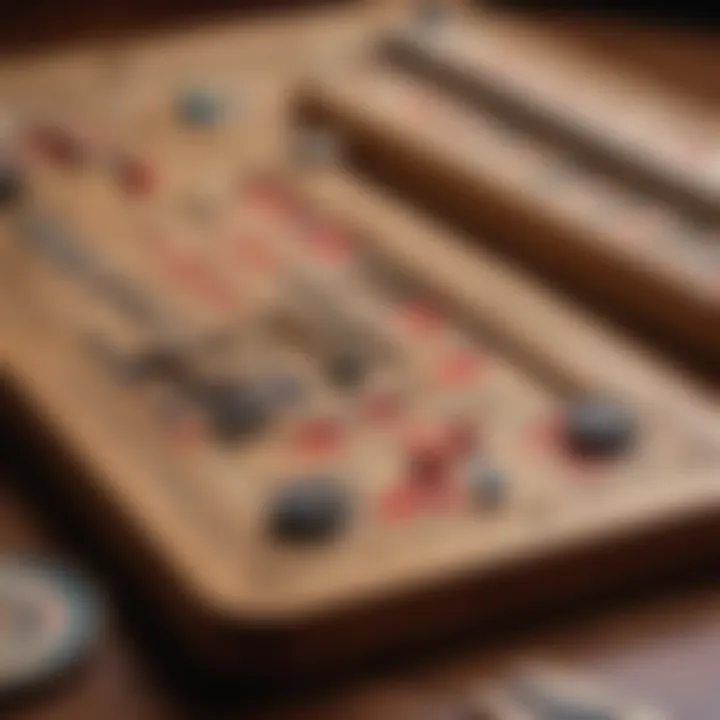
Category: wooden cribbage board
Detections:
[
  {"x1": 382, "y1": 11, "x2": 720, "y2": 216},
  {"x1": 299, "y1": 11, "x2": 720, "y2": 369},
  {"x1": 0, "y1": 4, "x2": 720, "y2": 680}
]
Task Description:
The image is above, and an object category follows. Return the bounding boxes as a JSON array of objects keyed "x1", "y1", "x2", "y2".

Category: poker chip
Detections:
[{"x1": 0, "y1": 558, "x2": 101, "y2": 697}]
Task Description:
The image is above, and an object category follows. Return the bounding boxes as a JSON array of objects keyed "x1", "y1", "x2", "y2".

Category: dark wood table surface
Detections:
[
  {"x1": 1, "y1": 6, "x2": 720, "y2": 719},
  {"x1": 2, "y1": 458, "x2": 720, "y2": 720}
]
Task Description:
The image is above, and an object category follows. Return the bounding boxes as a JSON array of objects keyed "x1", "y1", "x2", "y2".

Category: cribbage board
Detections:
[
  {"x1": 0, "y1": 2, "x2": 719, "y2": 679},
  {"x1": 299, "y1": 8, "x2": 720, "y2": 369},
  {"x1": 383, "y1": 10, "x2": 720, "y2": 217}
]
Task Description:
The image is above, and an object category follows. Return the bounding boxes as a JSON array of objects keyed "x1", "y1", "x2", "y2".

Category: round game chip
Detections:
[
  {"x1": 466, "y1": 462, "x2": 507, "y2": 509},
  {"x1": 269, "y1": 477, "x2": 351, "y2": 543},
  {"x1": 200, "y1": 382, "x2": 271, "y2": 441},
  {"x1": 177, "y1": 88, "x2": 225, "y2": 128},
  {"x1": 563, "y1": 396, "x2": 637, "y2": 459},
  {"x1": 0, "y1": 163, "x2": 23, "y2": 207},
  {"x1": 327, "y1": 351, "x2": 366, "y2": 389},
  {"x1": 0, "y1": 558, "x2": 101, "y2": 697}
]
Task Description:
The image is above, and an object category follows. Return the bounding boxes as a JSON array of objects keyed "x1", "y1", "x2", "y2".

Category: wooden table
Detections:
[
  {"x1": 1, "y1": 6, "x2": 719, "y2": 719},
  {"x1": 2, "y1": 436, "x2": 720, "y2": 719}
]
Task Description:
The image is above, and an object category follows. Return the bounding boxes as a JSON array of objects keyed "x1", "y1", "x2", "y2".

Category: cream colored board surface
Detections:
[
  {"x1": 0, "y1": 2, "x2": 719, "y2": 656},
  {"x1": 2, "y1": 154, "x2": 720, "y2": 620}
]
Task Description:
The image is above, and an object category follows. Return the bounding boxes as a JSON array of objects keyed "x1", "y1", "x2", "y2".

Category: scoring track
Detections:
[
  {"x1": 299, "y1": 15, "x2": 720, "y2": 368},
  {"x1": 382, "y1": 13, "x2": 720, "y2": 217},
  {"x1": 0, "y1": 3, "x2": 719, "y2": 678}
]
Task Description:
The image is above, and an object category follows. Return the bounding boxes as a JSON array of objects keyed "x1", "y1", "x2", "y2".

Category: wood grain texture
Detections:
[
  {"x1": 4, "y1": 144, "x2": 720, "y2": 675},
  {"x1": 1, "y1": 3, "x2": 720, "y2": 717},
  {"x1": 298, "y1": 51, "x2": 720, "y2": 372},
  {"x1": 1, "y1": 462, "x2": 720, "y2": 719}
]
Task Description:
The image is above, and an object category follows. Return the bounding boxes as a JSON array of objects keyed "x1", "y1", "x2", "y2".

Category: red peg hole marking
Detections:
[
  {"x1": 380, "y1": 474, "x2": 460, "y2": 522},
  {"x1": 435, "y1": 349, "x2": 485, "y2": 386},
  {"x1": 242, "y1": 179, "x2": 295, "y2": 218},
  {"x1": 167, "y1": 255, "x2": 236, "y2": 310},
  {"x1": 404, "y1": 424, "x2": 455, "y2": 486},
  {"x1": 363, "y1": 392, "x2": 403, "y2": 425},
  {"x1": 446, "y1": 420, "x2": 478, "y2": 457},
  {"x1": 293, "y1": 418, "x2": 344, "y2": 457},
  {"x1": 235, "y1": 238, "x2": 277, "y2": 273},
  {"x1": 168, "y1": 415, "x2": 205, "y2": 451},
  {"x1": 380, "y1": 485, "x2": 417, "y2": 521},
  {"x1": 398, "y1": 300, "x2": 443, "y2": 336},
  {"x1": 404, "y1": 424, "x2": 448, "y2": 456},
  {"x1": 527, "y1": 413, "x2": 561, "y2": 453},
  {"x1": 118, "y1": 158, "x2": 156, "y2": 196},
  {"x1": 30, "y1": 126, "x2": 84, "y2": 167},
  {"x1": 170, "y1": 255, "x2": 204, "y2": 287},
  {"x1": 197, "y1": 279, "x2": 236, "y2": 312},
  {"x1": 416, "y1": 476, "x2": 462, "y2": 512},
  {"x1": 204, "y1": 283, "x2": 237, "y2": 312},
  {"x1": 308, "y1": 226, "x2": 352, "y2": 262}
]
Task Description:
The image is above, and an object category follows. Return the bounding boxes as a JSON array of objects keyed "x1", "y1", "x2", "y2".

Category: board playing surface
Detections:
[{"x1": 0, "y1": 0, "x2": 718, "y2": 679}]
